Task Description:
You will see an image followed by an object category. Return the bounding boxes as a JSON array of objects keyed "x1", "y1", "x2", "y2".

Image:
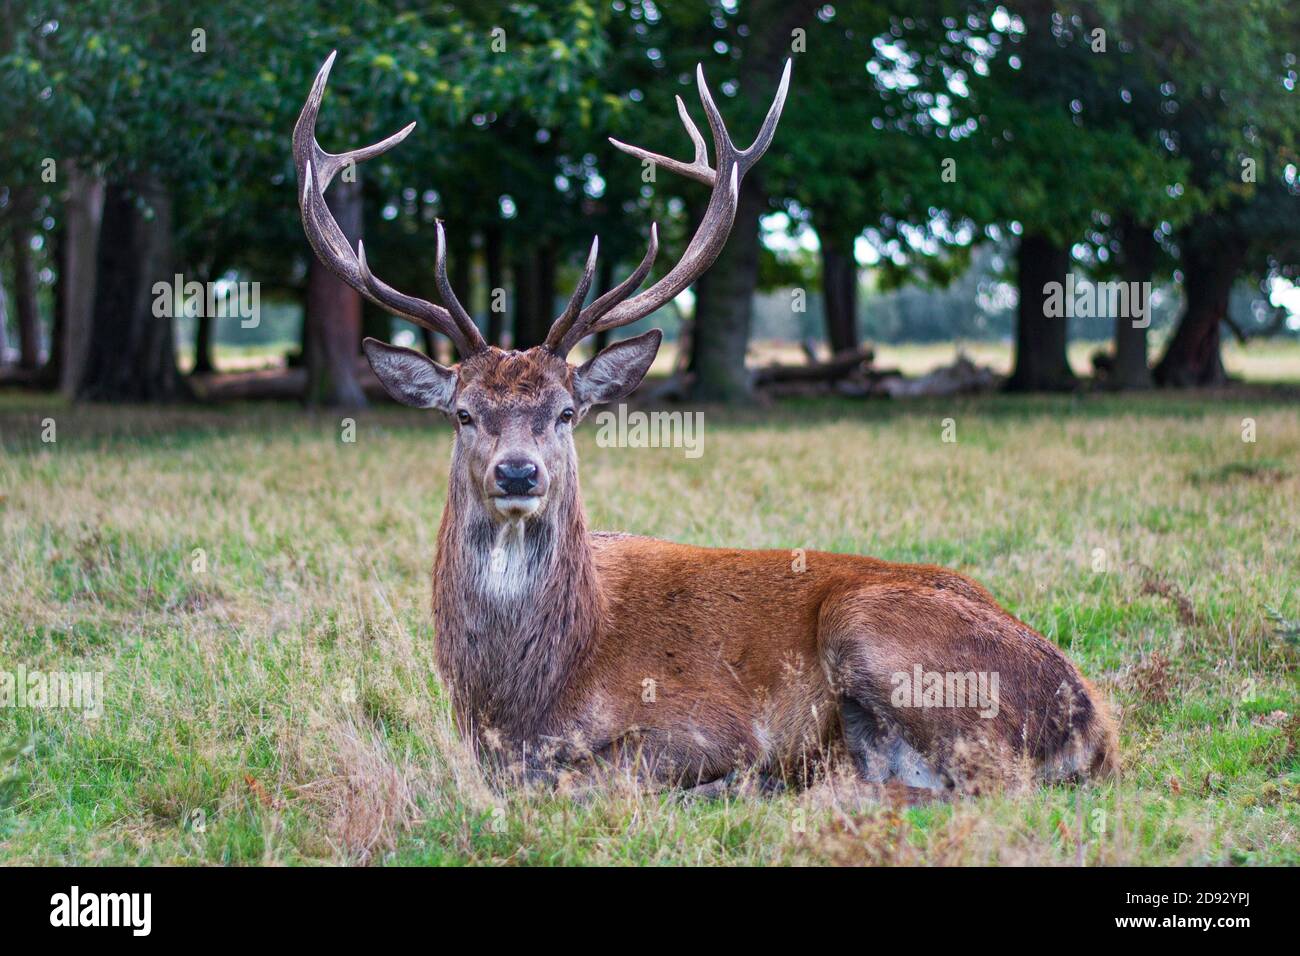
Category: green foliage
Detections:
[
  {"x1": 0, "y1": 1, "x2": 1296, "y2": 357},
  {"x1": 1077, "y1": 0, "x2": 1300, "y2": 279},
  {"x1": 0, "y1": 1, "x2": 617, "y2": 307}
]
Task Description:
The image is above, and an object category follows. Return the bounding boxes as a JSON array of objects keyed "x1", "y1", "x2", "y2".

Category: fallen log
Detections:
[
  {"x1": 753, "y1": 346, "x2": 875, "y2": 386},
  {"x1": 191, "y1": 357, "x2": 394, "y2": 402},
  {"x1": 877, "y1": 354, "x2": 1001, "y2": 398},
  {"x1": 190, "y1": 367, "x2": 306, "y2": 402}
]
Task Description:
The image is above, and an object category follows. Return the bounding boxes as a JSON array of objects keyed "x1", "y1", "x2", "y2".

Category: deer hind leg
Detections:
[
  {"x1": 822, "y1": 581, "x2": 1119, "y2": 792},
  {"x1": 822, "y1": 623, "x2": 947, "y2": 790},
  {"x1": 840, "y1": 696, "x2": 946, "y2": 791}
]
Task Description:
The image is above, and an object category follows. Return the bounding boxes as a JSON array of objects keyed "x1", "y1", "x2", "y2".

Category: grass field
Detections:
[{"x1": 1, "y1": 384, "x2": 1297, "y2": 865}]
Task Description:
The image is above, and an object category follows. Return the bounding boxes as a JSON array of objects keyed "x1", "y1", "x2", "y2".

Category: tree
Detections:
[
  {"x1": 687, "y1": 0, "x2": 819, "y2": 401},
  {"x1": 304, "y1": 178, "x2": 366, "y2": 406},
  {"x1": 2, "y1": 1, "x2": 617, "y2": 402},
  {"x1": 1139, "y1": 0, "x2": 1300, "y2": 385},
  {"x1": 1154, "y1": 180, "x2": 1299, "y2": 386},
  {"x1": 2, "y1": 2, "x2": 196, "y2": 399},
  {"x1": 0, "y1": 269, "x2": 7, "y2": 360},
  {"x1": 6, "y1": 187, "x2": 42, "y2": 370},
  {"x1": 941, "y1": 1, "x2": 1191, "y2": 391},
  {"x1": 56, "y1": 164, "x2": 105, "y2": 398},
  {"x1": 768, "y1": 3, "x2": 987, "y2": 355},
  {"x1": 1110, "y1": 218, "x2": 1160, "y2": 388},
  {"x1": 602, "y1": 0, "x2": 819, "y2": 401},
  {"x1": 1063, "y1": 0, "x2": 1299, "y2": 387},
  {"x1": 982, "y1": 1, "x2": 1088, "y2": 391},
  {"x1": 78, "y1": 175, "x2": 184, "y2": 401}
]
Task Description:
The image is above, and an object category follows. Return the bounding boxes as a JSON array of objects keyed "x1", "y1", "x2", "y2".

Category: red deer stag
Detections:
[{"x1": 295, "y1": 52, "x2": 1117, "y2": 793}]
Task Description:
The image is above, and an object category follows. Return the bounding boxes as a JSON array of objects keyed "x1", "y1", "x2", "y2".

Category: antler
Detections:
[
  {"x1": 544, "y1": 59, "x2": 792, "y2": 357},
  {"x1": 295, "y1": 51, "x2": 487, "y2": 357}
]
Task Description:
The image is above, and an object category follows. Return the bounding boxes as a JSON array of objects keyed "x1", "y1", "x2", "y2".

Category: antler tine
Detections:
[
  {"x1": 589, "y1": 165, "x2": 738, "y2": 337},
  {"x1": 563, "y1": 60, "x2": 790, "y2": 342},
  {"x1": 693, "y1": 62, "x2": 738, "y2": 176},
  {"x1": 294, "y1": 51, "x2": 487, "y2": 357},
  {"x1": 558, "y1": 224, "x2": 660, "y2": 353},
  {"x1": 608, "y1": 95, "x2": 715, "y2": 187},
  {"x1": 540, "y1": 60, "x2": 790, "y2": 357},
  {"x1": 297, "y1": 52, "x2": 418, "y2": 189},
  {"x1": 434, "y1": 222, "x2": 488, "y2": 353},
  {"x1": 543, "y1": 237, "x2": 600, "y2": 353},
  {"x1": 738, "y1": 57, "x2": 793, "y2": 176},
  {"x1": 355, "y1": 239, "x2": 457, "y2": 338}
]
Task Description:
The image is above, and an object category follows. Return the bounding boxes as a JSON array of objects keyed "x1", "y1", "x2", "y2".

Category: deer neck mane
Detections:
[{"x1": 432, "y1": 467, "x2": 601, "y2": 744}]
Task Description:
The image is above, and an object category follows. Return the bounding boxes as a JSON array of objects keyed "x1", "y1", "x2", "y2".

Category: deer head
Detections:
[{"x1": 295, "y1": 51, "x2": 790, "y2": 523}]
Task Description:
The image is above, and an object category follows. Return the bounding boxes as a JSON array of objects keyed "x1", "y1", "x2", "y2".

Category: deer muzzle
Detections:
[{"x1": 488, "y1": 456, "x2": 548, "y2": 518}]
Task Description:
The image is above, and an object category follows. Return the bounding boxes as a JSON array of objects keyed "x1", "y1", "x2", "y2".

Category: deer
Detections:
[{"x1": 294, "y1": 52, "x2": 1117, "y2": 795}]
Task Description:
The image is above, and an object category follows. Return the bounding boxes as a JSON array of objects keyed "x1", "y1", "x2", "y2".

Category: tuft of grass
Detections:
[{"x1": 0, "y1": 388, "x2": 1297, "y2": 865}]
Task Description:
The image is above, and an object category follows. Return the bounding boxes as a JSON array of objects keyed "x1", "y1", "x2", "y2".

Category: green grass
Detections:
[{"x1": 0, "y1": 388, "x2": 1297, "y2": 865}]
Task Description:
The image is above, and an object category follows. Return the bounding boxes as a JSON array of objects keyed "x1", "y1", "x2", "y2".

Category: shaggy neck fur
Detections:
[{"x1": 432, "y1": 445, "x2": 602, "y2": 749}]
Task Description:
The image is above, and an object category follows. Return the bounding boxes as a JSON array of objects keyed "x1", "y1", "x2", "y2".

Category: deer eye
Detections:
[
  {"x1": 456, "y1": 410, "x2": 473, "y2": 426},
  {"x1": 558, "y1": 408, "x2": 575, "y2": 424}
]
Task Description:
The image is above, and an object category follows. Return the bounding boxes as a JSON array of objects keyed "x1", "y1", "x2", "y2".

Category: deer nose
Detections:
[{"x1": 495, "y1": 460, "x2": 539, "y2": 496}]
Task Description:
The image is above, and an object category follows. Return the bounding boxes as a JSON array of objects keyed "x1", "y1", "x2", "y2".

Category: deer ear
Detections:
[
  {"x1": 362, "y1": 338, "x2": 457, "y2": 411},
  {"x1": 573, "y1": 329, "x2": 662, "y2": 410}
]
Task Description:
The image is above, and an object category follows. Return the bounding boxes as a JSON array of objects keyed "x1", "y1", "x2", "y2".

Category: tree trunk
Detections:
[
  {"x1": 0, "y1": 274, "x2": 9, "y2": 361},
  {"x1": 537, "y1": 243, "x2": 556, "y2": 345},
  {"x1": 688, "y1": 177, "x2": 764, "y2": 402},
  {"x1": 9, "y1": 187, "x2": 42, "y2": 370},
  {"x1": 673, "y1": 303, "x2": 694, "y2": 376},
  {"x1": 685, "y1": 0, "x2": 816, "y2": 403},
  {"x1": 304, "y1": 177, "x2": 365, "y2": 407},
  {"x1": 192, "y1": 308, "x2": 216, "y2": 374},
  {"x1": 77, "y1": 175, "x2": 184, "y2": 401},
  {"x1": 484, "y1": 225, "x2": 504, "y2": 346},
  {"x1": 1153, "y1": 241, "x2": 1240, "y2": 387},
  {"x1": 1007, "y1": 0, "x2": 1078, "y2": 394},
  {"x1": 1110, "y1": 222, "x2": 1156, "y2": 390},
  {"x1": 1006, "y1": 232, "x2": 1076, "y2": 392},
  {"x1": 58, "y1": 163, "x2": 105, "y2": 398},
  {"x1": 513, "y1": 241, "x2": 555, "y2": 350},
  {"x1": 820, "y1": 228, "x2": 859, "y2": 353},
  {"x1": 38, "y1": 222, "x2": 66, "y2": 388},
  {"x1": 512, "y1": 247, "x2": 535, "y2": 351}
]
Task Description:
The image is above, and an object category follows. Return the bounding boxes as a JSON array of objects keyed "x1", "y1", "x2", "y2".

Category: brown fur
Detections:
[{"x1": 403, "y1": 346, "x2": 1119, "y2": 793}]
